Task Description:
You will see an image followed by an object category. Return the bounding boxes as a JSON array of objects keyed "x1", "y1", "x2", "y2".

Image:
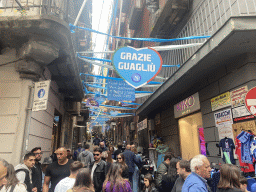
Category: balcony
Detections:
[
  {"x1": 0, "y1": 0, "x2": 68, "y2": 20},
  {"x1": 0, "y1": 0, "x2": 85, "y2": 101}
]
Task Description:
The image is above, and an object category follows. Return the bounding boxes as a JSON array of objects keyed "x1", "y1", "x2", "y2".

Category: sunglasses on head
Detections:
[{"x1": 93, "y1": 153, "x2": 100, "y2": 156}]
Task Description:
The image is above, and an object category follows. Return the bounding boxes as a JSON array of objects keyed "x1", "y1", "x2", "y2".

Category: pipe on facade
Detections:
[{"x1": 21, "y1": 83, "x2": 34, "y2": 162}]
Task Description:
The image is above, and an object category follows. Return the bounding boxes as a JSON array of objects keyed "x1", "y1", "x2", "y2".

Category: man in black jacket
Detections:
[
  {"x1": 123, "y1": 145, "x2": 141, "y2": 186},
  {"x1": 90, "y1": 147, "x2": 107, "y2": 192},
  {"x1": 31, "y1": 147, "x2": 43, "y2": 192}
]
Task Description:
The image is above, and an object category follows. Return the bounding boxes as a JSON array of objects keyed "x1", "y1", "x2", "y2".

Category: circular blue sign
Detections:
[
  {"x1": 131, "y1": 73, "x2": 141, "y2": 83},
  {"x1": 38, "y1": 89, "x2": 45, "y2": 98}
]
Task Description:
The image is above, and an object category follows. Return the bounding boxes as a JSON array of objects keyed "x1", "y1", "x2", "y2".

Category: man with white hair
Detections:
[{"x1": 182, "y1": 154, "x2": 211, "y2": 192}]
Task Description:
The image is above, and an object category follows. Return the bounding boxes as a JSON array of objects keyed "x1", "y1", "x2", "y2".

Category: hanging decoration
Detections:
[
  {"x1": 70, "y1": 24, "x2": 211, "y2": 43},
  {"x1": 112, "y1": 46, "x2": 163, "y2": 88},
  {"x1": 107, "y1": 79, "x2": 135, "y2": 101}
]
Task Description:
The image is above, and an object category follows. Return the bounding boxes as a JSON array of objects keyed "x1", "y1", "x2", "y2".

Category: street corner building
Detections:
[
  {"x1": 0, "y1": 0, "x2": 92, "y2": 165},
  {"x1": 133, "y1": 0, "x2": 256, "y2": 169}
]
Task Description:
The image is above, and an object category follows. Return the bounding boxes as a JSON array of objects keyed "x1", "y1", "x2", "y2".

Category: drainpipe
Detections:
[{"x1": 21, "y1": 83, "x2": 34, "y2": 162}]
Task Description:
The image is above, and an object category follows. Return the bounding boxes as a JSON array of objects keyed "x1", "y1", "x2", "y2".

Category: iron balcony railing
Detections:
[
  {"x1": 158, "y1": 0, "x2": 256, "y2": 79},
  {"x1": 0, "y1": 0, "x2": 68, "y2": 21}
]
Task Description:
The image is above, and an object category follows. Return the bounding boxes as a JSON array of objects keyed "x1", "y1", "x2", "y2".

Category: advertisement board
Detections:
[
  {"x1": 214, "y1": 108, "x2": 233, "y2": 127},
  {"x1": 230, "y1": 86, "x2": 248, "y2": 108},
  {"x1": 211, "y1": 92, "x2": 231, "y2": 111}
]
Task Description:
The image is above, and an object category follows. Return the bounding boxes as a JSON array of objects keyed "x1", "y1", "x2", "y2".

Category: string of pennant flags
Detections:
[{"x1": 73, "y1": 23, "x2": 211, "y2": 126}]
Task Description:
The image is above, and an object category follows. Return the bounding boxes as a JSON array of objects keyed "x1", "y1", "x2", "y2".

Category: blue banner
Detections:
[
  {"x1": 112, "y1": 46, "x2": 162, "y2": 88},
  {"x1": 107, "y1": 79, "x2": 135, "y2": 101}
]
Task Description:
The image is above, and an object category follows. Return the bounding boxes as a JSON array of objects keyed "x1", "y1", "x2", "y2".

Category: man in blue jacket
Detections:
[
  {"x1": 182, "y1": 154, "x2": 211, "y2": 192},
  {"x1": 123, "y1": 144, "x2": 141, "y2": 186}
]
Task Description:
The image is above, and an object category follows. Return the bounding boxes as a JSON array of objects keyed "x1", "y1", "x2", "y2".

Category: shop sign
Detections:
[
  {"x1": 112, "y1": 46, "x2": 163, "y2": 88},
  {"x1": 174, "y1": 92, "x2": 200, "y2": 118},
  {"x1": 214, "y1": 108, "x2": 233, "y2": 127},
  {"x1": 32, "y1": 80, "x2": 51, "y2": 111},
  {"x1": 232, "y1": 106, "x2": 251, "y2": 118},
  {"x1": 230, "y1": 86, "x2": 248, "y2": 108},
  {"x1": 138, "y1": 118, "x2": 147, "y2": 131},
  {"x1": 155, "y1": 113, "x2": 160, "y2": 125},
  {"x1": 137, "y1": 121, "x2": 144, "y2": 131},
  {"x1": 245, "y1": 86, "x2": 256, "y2": 116},
  {"x1": 143, "y1": 118, "x2": 148, "y2": 129},
  {"x1": 211, "y1": 92, "x2": 231, "y2": 111}
]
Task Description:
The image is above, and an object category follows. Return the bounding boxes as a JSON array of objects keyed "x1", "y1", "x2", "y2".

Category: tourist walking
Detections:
[
  {"x1": 143, "y1": 173, "x2": 158, "y2": 192},
  {"x1": 131, "y1": 145, "x2": 142, "y2": 192},
  {"x1": 103, "y1": 162, "x2": 132, "y2": 192},
  {"x1": 182, "y1": 154, "x2": 211, "y2": 192},
  {"x1": 216, "y1": 164, "x2": 242, "y2": 192},
  {"x1": 31, "y1": 147, "x2": 43, "y2": 192},
  {"x1": 90, "y1": 147, "x2": 107, "y2": 192},
  {"x1": 171, "y1": 159, "x2": 191, "y2": 192},
  {"x1": 0, "y1": 158, "x2": 8, "y2": 188},
  {"x1": 54, "y1": 161, "x2": 83, "y2": 192},
  {"x1": 122, "y1": 145, "x2": 140, "y2": 185},
  {"x1": 156, "y1": 152, "x2": 173, "y2": 189},
  {"x1": 117, "y1": 153, "x2": 129, "y2": 179},
  {"x1": 42, "y1": 147, "x2": 74, "y2": 192},
  {"x1": 0, "y1": 164, "x2": 27, "y2": 192},
  {"x1": 160, "y1": 158, "x2": 179, "y2": 191},
  {"x1": 78, "y1": 144, "x2": 94, "y2": 168},
  {"x1": 15, "y1": 152, "x2": 37, "y2": 192},
  {"x1": 66, "y1": 168, "x2": 94, "y2": 192}
]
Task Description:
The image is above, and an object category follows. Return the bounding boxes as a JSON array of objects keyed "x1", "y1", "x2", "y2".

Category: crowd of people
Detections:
[{"x1": 0, "y1": 138, "x2": 254, "y2": 192}]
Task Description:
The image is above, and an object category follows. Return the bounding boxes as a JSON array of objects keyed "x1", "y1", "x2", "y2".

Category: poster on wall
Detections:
[
  {"x1": 211, "y1": 92, "x2": 231, "y2": 111},
  {"x1": 198, "y1": 127, "x2": 206, "y2": 156},
  {"x1": 230, "y1": 86, "x2": 248, "y2": 108},
  {"x1": 217, "y1": 124, "x2": 234, "y2": 140},
  {"x1": 232, "y1": 106, "x2": 251, "y2": 118},
  {"x1": 214, "y1": 108, "x2": 233, "y2": 127}
]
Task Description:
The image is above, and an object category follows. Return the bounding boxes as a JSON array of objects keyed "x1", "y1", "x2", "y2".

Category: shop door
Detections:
[{"x1": 178, "y1": 112, "x2": 203, "y2": 160}]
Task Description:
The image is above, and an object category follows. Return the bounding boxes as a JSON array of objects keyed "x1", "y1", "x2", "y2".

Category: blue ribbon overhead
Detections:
[
  {"x1": 80, "y1": 73, "x2": 162, "y2": 84},
  {"x1": 70, "y1": 24, "x2": 211, "y2": 43},
  {"x1": 78, "y1": 55, "x2": 179, "y2": 67}
]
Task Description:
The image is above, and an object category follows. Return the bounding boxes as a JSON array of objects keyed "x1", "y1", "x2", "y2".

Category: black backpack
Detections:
[{"x1": 15, "y1": 169, "x2": 33, "y2": 192}]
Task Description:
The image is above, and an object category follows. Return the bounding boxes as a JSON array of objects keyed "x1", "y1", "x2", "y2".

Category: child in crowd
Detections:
[{"x1": 143, "y1": 173, "x2": 158, "y2": 192}]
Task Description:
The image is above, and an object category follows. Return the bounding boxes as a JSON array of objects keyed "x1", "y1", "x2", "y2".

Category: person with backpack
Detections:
[
  {"x1": 0, "y1": 164, "x2": 27, "y2": 192},
  {"x1": 78, "y1": 144, "x2": 94, "y2": 168},
  {"x1": 156, "y1": 152, "x2": 173, "y2": 189},
  {"x1": 73, "y1": 143, "x2": 85, "y2": 161},
  {"x1": 15, "y1": 152, "x2": 37, "y2": 192}
]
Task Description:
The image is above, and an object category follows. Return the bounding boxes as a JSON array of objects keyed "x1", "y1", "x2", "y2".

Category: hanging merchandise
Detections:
[
  {"x1": 237, "y1": 131, "x2": 254, "y2": 164},
  {"x1": 112, "y1": 46, "x2": 163, "y2": 88},
  {"x1": 218, "y1": 137, "x2": 236, "y2": 164},
  {"x1": 235, "y1": 136, "x2": 255, "y2": 173}
]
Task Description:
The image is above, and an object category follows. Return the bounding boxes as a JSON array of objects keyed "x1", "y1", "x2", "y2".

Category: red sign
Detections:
[{"x1": 245, "y1": 87, "x2": 256, "y2": 116}]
